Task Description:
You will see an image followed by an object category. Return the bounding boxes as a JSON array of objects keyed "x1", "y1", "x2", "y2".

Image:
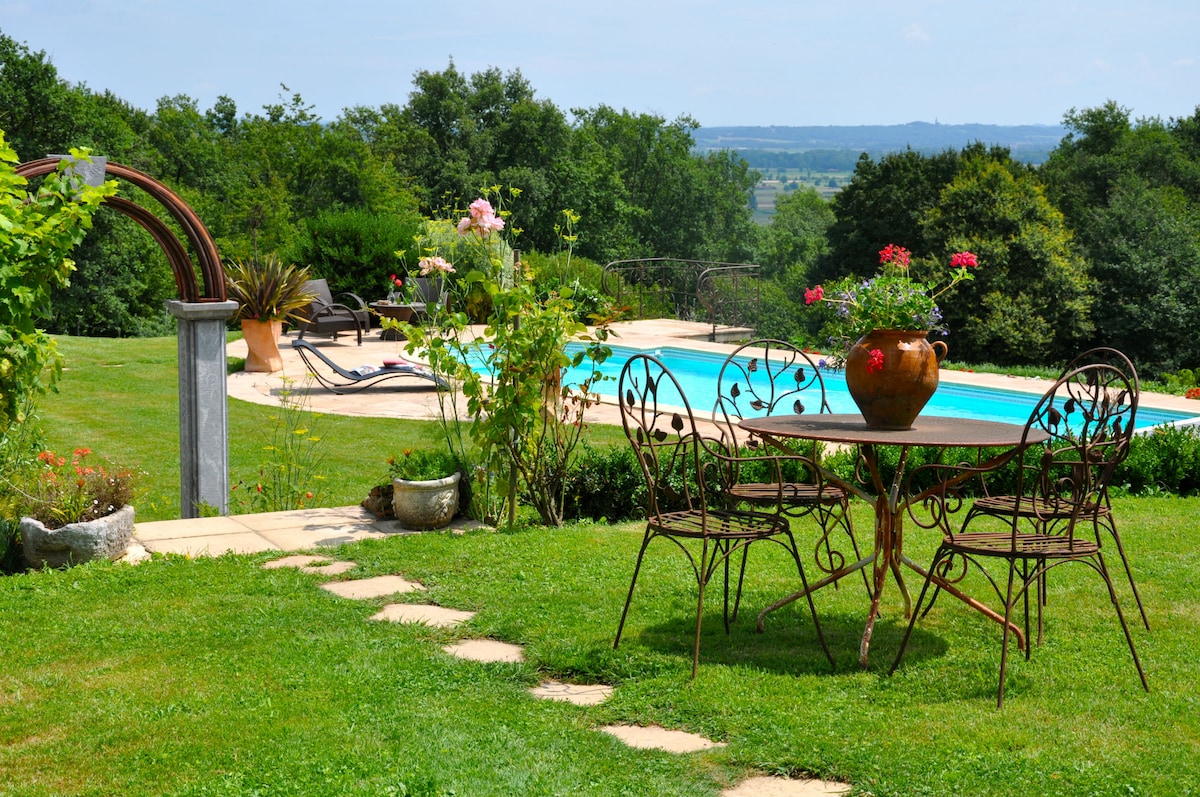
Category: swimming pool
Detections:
[{"x1": 473, "y1": 343, "x2": 1199, "y2": 432}]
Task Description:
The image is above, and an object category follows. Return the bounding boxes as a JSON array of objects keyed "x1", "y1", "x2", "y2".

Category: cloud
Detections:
[{"x1": 903, "y1": 23, "x2": 932, "y2": 43}]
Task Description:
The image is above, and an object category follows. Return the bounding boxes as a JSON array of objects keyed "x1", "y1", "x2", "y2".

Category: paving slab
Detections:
[
  {"x1": 135, "y1": 515, "x2": 250, "y2": 540},
  {"x1": 369, "y1": 603, "x2": 475, "y2": 627},
  {"x1": 144, "y1": 533, "x2": 281, "y2": 557},
  {"x1": 262, "y1": 555, "x2": 330, "y2": 569},
  {"x1": 320, "y1": 575, "x2": 424, "y2": 599},
  {"x1": 600, "y1": 724, "x2": 725, "y2": 753},
  {"x1": 442, "y1": 639, "x2": 525, "y2": 663},
  {"x1": 258, "y1": 526, "x2": 387, "y2": 550},
  {"x1": 529, "y1": 680, "x2": 613, "y2": 705},
  {"x1": 720, "y1": 776, "x2": 851, "y2": 796}
]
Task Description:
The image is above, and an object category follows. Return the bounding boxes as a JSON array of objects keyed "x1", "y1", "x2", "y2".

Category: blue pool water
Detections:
[{"x1": 472, "y1": 344, "x2": 1198, "y2": 432}]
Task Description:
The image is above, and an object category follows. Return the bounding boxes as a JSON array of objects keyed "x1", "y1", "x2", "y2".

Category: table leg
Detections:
[
  {"x1": 755, "y1": 553, "x2": 875, "y2": 632},
  {"x1": 898, "y1": 554, "x2": 1027, "y2": 651}
]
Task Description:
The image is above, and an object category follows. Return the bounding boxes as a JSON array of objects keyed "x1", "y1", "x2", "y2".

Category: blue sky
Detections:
[{"x1": 3, "y1": 0, "x2": 1197, "y2": 128}]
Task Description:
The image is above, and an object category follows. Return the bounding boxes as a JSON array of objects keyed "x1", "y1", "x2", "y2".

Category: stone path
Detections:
[{"x1": 262, "y1": 553, "x2": 852, "y2": 797}]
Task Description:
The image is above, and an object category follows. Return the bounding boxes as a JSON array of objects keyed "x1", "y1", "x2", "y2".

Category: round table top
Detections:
[{"x1": 738, "y1": 413, "x2": 1049, "y2": 448}]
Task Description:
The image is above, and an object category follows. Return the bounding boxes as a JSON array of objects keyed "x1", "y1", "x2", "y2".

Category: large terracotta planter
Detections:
[
  {"x1": 391, "y1": 472, "x2": 461, "y2": 530},
  {"x1": 241, "y1": 319, "x2": 284, "y2": 373},
  {"x1": 21, "y1": 504, "x2": 135, "y2": 569},
  {"x1": 844, "y1": 329, "x2": 948, "y2": 430}
]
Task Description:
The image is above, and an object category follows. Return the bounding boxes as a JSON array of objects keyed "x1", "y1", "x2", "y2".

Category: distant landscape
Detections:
[{"x1": 697, "y1": 122, "x2": 1072, "y2": 218}]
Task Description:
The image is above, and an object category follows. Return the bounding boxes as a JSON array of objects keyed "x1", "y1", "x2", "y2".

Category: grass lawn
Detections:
[{"x1": 2, "y1": 335, "x2": 1197, "y2": 795}]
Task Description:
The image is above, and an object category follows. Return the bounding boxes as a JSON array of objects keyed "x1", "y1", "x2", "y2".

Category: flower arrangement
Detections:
[
  {"x1": 12, "y1": 448, "x2": 138, "y2": 529},
  {"x1": 386, "y1": 272, "x2": 409, "y2": 303},
  {"x1": 806, "y1": 244, "x2": 979, "y2": 357}
]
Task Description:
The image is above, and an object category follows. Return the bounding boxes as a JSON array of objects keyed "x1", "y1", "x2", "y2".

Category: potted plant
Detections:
[
  {"x1": 387, "y1": 448, "x2": 461, "y2": 530},
  {"x1": 805, "y1": 244, "x2": 979, "y2": 429},
  {"x1": 8, "y1": 448, "x2": 140, "y2": 569},
  {"x1": 225, "y1": 255, "x2": 316, "y2": 373}
]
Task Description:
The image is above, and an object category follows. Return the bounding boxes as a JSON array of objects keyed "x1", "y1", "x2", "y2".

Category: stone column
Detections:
[{"x1": 167, "y1": 300, "x2": 240, "y2": 517}]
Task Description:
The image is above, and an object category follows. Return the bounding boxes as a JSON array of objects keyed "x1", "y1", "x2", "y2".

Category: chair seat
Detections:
[
  {"x1": 946, "y1": 531, "x2": 1101, "y2": 559},
  {"x1": 973, "y1": 495, "x2": 1106, "y2": 520},
  {"x1": 650, "y1": 509, "x2": 789, "y2": 541},
  {"x1": 730, "y1": 481, "x2": 847, "y2": 506}
]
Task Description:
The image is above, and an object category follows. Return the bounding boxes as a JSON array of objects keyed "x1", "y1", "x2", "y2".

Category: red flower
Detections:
[
  {"x1": 879, "y1": 244, "x2": 911, "y2": 268},
  {"x1": 866, "y1": 348, "x2": 885, "y2": 373},
  {"x1": 805, "y1": 285, "x2": 824, "y2": 305},
  {"x1": 950, "y1": 251, "x2": 978, "y2": 268}
]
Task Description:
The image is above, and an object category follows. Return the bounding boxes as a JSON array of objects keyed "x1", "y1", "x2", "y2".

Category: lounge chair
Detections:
[
  {"x1": 291, "y1": 339, "x2": 448, "y2": 394},
  {"x1": 293, "y1": 279, "x2": 370, "y2": 345}
]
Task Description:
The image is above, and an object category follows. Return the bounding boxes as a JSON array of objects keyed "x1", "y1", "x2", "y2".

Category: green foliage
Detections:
[
  {"x1": 386, "y1": 447, "x2": 459, "y2": 482},
  {"x1": 231, "y1": 380, "x2": 326, "y2": 513},
  {"x1": 6, "y1": 447, "x2": 139, "y2": 528},
  {"x1": 224, "y1": 254, "x2": 316, "y2": 323},
  {"x1": 1114, "y1": 424, "x2": 1200, "y2": 495},
  {"x1": 0, "y1": 134, "x2": 116, "y2": 434},
  {"x1": 286, "y1": 206, "x2": 425, "y2": 301},
  {"x1": 558, "y1": 443, "x2": 645, "y2": 522}
]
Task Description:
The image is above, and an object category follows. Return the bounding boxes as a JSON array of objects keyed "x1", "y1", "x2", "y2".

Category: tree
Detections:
[
  {"x1": 761, "y1": 186, "x2": 833, "y2": 280},
  {"x1": 922, "y1": 158, "x2": 1092, "y2": 365}
]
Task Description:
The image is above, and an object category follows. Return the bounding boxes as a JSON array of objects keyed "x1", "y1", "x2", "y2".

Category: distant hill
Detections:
[{"x1": 694, "y1": 122, "x2": 1069, "y2": 164}]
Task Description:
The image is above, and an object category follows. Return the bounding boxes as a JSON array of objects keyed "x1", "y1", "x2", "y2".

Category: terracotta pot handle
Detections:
[{"x1": 932, "y1": 340, "x2": 948, "y2": 363}]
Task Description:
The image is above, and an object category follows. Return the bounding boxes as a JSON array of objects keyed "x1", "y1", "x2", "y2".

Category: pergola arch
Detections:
[
  {"x1": 14, "y1": 158, "x2": 226, "y2": 302},
  {"x1": 16, "y1": 156, "x2": 237, "y2": 517}
]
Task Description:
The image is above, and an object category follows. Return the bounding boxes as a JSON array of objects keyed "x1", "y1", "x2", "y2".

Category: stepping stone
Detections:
[
  {"x1": 529, "y1": 680, "x2": 613, "y2": 706},
  {"x1": 600, "y1": 724, "x2": 725, "y2": 753},
  {"x1": 721, "y1": 776, "x2": 851, "y2": 796},
  {"x1": 442, "y1": 639, "x2": 525, "y2": 663},
  {"x1": 320, "y1": 575, "x2": 424, "y2": 599},
  {"x1": 263, "y1": 554, "x2": 330, "y2": 569},
  {"x1": 369, "y1": 603, "x2": 475, "y2": 628},
  {"x1": 302, "y1": 561, "x2": 356, "y2": 575}
]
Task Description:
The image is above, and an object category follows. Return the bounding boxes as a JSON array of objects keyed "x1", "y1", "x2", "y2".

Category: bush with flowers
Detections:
[
  {"x1": 395, "y1": 189, "x2": 613, "y2": 526},
  {"x1": 805, "y1": 243, "x2": 979, "y2": 363},
  {"x1": 7, "y1": 447, "x2": 139, "y2": 529}
]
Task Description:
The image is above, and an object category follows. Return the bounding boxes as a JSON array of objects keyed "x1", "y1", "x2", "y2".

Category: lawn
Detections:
[{"x1": 2, "y1": 335, "x2": 1197, "y2": 796}]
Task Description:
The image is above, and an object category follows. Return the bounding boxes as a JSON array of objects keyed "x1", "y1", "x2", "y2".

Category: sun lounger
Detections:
[{"x1": 291, "y1": 339, "x2": 448, "y2": 394}]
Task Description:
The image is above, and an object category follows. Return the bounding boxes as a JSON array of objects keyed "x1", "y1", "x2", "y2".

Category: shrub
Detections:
[
  {"x1": 287, "y1": 208, "x2": 424, "y2": 302},
  {"x1": 559, "y1": 443, "x2": 645, "y2": 522}
]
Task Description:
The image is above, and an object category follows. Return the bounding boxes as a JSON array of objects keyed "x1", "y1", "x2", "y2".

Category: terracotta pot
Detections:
[
  {"x1": 21, "y1": 504, "x2": 135, "y2": 569},
  {"x1": 391, "y1": 471, "x2": 461, "y2": 530},
  {"x1": 241, "y1": 318, "x2": 284, "y2": 373},
  {"x1": 844, "y1": 329, "x2": 948, "y2": 430}
]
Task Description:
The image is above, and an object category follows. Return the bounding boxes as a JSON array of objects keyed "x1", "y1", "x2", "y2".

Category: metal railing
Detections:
[{"x1": 601, "y1": 258, "x2": 761, "y2": 340}]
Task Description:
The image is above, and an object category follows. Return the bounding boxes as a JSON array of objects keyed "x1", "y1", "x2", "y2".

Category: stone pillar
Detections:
[{"x1": 167, "y1": 300, "x2": 240, "y2": 517}]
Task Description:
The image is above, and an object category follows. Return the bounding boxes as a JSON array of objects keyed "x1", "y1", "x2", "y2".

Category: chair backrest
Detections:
[
  {"x1": 713, "y1": 339, "x2": 831, "y2": 449},
  {"x1": 1059, "y1": 347, "x2": 1139, "y2": 454},
  {"x1": 295, "y1": 279, "x2": 335, "y2": 322},
  {"x1": 412, "y1": 277, "x2": 445, "y2": 306},
  {"x1": 619, "y1": 354, "x2": 711, "y2": 520},
  {"x1": 993, "y1": 361, "x2": 1138, "y2": 539}
]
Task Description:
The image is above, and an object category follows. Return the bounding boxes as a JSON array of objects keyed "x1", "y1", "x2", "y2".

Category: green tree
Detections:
[{"x1": 922, "y1": 158, "x2": 1092, "y2": 364}]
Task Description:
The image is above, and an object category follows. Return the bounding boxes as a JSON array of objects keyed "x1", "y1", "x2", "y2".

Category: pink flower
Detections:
[
  {"x1": 805, "y1": 285, "x2": 824, "y2": 305},
  {"x1": 418, "y1": 256, "x2": 456, "y2": 276},
  {"x1": 950, "y1": 251, "x2": 978, "y2": 268},
  {"x1": 866, "y1": 348, "x2": 885, "y2": 373},
  {"x1": 457, "y1": 197, "x2": 506, "y2": 237}
]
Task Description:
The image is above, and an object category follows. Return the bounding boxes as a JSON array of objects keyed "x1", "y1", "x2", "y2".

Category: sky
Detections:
[{"x1": 2, "y1": 0, "x2": 1198, "y2": 128}]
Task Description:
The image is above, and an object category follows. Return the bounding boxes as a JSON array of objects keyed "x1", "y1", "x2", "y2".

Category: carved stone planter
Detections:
[
  {"x1": 21, "y1": 504, "x2": 136, "y2": 569},
  {"x1": 391, "y1": 472, "x2": 460, "y2": 530}
]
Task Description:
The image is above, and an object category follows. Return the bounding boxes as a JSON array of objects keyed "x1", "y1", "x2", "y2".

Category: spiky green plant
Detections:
[{"x1": 224, "y1": 254, "x2": 316, "y2": 323}]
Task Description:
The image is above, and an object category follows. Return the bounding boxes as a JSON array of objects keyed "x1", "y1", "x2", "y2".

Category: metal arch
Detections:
[{"x1": 13, "y1": 157, "x2": 226, "y2": 303}]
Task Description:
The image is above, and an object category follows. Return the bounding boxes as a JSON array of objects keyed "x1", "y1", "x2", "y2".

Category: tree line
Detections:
[{"x1": 3, "y1": 29, "x2": 1200, "y2": 377}]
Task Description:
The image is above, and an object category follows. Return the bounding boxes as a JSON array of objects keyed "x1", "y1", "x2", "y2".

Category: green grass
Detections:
[
  {"x1": 3, "y1": 335, "x2": 1198, "y2": 795},
  {"x1": 35, "y1": 335, "x2": 626, "y2": 520},
  {"x1": 2, "y1": 503, "x2": 1197, "y2": 796}
]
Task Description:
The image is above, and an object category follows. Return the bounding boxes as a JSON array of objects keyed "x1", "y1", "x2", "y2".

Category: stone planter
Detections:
[
  {"x1": 391, "y1": 472, "x2": 461, "y2": 530},
  {"x1": 21, "y1": 504, "x2": 136, "y2": 569},
  {"x1": 241, "y1": 318, "x2": 284, "y2": 373}
]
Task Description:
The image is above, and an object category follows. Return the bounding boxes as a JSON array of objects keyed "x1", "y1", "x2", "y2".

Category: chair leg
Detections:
[
  {"x1": 727, "y1": 540, "x2": 750, "y2": 626},
  {"x1": 1094, "y1": 554, "x2": 1150, "y2": 693},
  {"x1": 693, "y1": 538, "x2": 711, "y2": 679},
  {"x1": 614, "y1": 530, "x2": 654, "y2": 651},
  {"x1": 997, "y1": 561, "x2": 1019, "y2": 709},
  {"x1": 783, "y1": 529, "x2": 835, "y2": 669},
  {"x1": 1100, "y1": 515, "x2": 1150, "y2": 630},
  {"x1": 890, "y1": 545, "x2": 946, "y2": 676}
]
